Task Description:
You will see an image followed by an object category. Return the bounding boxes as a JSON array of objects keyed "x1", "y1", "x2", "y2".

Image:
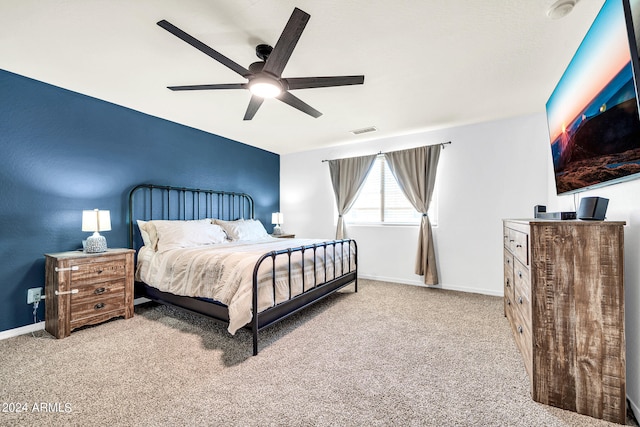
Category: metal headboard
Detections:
[{"x1": 128, "y1": 184, "x2": 254, "y2": 250}]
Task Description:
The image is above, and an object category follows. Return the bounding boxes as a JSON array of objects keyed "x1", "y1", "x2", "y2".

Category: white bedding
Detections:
[{"x1": 136, "y1": 238, "x2": 355, "y2": 334}]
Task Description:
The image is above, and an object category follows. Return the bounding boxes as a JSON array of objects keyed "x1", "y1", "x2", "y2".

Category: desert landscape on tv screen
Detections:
[{"x1": 546, "y1": 0, "x2": 640, "y2": 194}]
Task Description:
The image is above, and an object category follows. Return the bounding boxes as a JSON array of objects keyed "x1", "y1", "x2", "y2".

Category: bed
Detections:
[{"x1": 128, "y1": 184, "x2": 358, "y2": 355}]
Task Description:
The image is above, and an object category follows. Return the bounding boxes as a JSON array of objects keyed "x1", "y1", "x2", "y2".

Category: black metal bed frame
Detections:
[{"x1": 128, "y1": 184, "x2": 357, "y2": 355}]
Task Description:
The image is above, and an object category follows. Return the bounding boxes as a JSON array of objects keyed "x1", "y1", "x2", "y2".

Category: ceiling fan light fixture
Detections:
[{"x1": 248, "y1": 77, "x2": 282, "y2": 98}]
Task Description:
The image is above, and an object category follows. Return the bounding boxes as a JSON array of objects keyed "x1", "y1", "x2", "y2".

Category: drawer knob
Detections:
[
  {"x1": 506, "y1": 278, "x2": 510, "y2": 286},
  {"x1": 518, "y1": 271, "x2": 522, "y2": 278},
  {"x1": 518, "y1": 297, "x2": 523, "y2": 305},
  {"x1": 95, "y1": 287, "x2": 106, "y2": 295},
  {"x1": 94, "y1": 302, "x2": 105, "y2": 310},
  {"x1": 516, "y1": 244, "x2": 522, "y2": 248},
  {"x1": 518, "y1": 326, "x2": 523, "y2": 334},
  {"x1": 507, "y1": 299, "x2": 511, "y2": 306},
  {"x1": 506, "y1": 259, "x2": 510, "y2": 265}
]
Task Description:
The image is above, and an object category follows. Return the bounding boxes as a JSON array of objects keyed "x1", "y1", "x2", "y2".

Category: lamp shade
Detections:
[
  {"x1": 82, "y1": 209, "x2": 112, "y2": 232},
  {"x1": 272, "y1": 212, "x2": 284, "y2": 225}
]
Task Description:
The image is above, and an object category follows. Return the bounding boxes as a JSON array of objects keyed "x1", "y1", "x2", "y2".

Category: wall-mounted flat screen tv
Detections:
[{"x1": 546, "y1": 0, "x2": 640, "y2": 195}]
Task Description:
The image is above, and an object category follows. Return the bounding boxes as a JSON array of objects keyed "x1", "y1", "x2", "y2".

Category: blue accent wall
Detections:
[{"x1": 0, "y1": 69, "x2": 279, "y2": 332}]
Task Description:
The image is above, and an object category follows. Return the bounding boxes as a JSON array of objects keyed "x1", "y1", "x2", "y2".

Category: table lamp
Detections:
[
  {"x1": 82, "y1": 209, "x2": 111, "y2": 253},
  {"x1": 272, "y1": 212, "x2": 284, "y2": 235}
]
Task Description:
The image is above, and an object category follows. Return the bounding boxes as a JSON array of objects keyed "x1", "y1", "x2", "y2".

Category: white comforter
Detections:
[{"x1": 136, "y1": 238, "x2": 355, "y2": 334}]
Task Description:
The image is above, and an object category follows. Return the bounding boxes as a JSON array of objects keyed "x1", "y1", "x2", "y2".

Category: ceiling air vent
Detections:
[{"x1": 350, "y1": 126, "x2": 378, "y2": 135}]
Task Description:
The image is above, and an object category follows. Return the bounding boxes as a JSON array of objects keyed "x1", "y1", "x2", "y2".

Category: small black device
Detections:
[
  {"x1": 534, "y1": 205, "x2": 576, "y2": 220},
  {"x1": 536, "y1": 211, "x2": 577, "y2": 220},
  {"x1": 577, "y1": 197, "x2": 609, "y2": 220}
]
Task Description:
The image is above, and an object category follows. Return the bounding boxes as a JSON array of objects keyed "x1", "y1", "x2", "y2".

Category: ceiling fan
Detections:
[{"x1": 158, "y1": 7, "x2": 365, "y2": 120}]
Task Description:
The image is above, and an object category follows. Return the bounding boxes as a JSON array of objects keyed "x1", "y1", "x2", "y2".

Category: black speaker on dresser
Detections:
[{"x1": 577, "y1": 197, "x2": 609, "y2": 220}]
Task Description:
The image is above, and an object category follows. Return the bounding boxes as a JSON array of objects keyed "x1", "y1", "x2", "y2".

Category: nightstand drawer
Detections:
[
  {"x1": 70, "y1": 295, "x2": 126, "y2": 327},
  {"x1": 70, "y1": 260, "x2": 126, "y2": 283},
  {"x1": 71, "y1": 279, "x2": 125, "y2": 304}
]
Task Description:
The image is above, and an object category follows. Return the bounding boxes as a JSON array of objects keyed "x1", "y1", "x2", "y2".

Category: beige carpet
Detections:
[{"x1": 0, "y1": 280, "x2": 637, "y2": 426}]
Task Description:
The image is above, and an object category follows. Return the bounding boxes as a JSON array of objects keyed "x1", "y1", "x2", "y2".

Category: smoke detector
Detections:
[{"x1": 547, "y1": 0, "x2": 578, "y2": 19}]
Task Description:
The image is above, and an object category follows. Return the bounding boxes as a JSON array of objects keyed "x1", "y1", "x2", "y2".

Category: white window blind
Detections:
[{"x1": 345, "y1": 155, "x2": 437, "y2": 225}]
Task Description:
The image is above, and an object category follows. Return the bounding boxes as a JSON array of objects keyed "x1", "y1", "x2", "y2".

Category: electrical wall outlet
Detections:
[{"x1": 27, "y1": 287, "x2": 43, "y2": 304}]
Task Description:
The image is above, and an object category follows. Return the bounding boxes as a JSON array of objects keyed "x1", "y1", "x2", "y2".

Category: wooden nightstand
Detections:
[
  {"x1": 271, "y1": 233, "x2": 295, "y2": 238},
  {"x1": 45, "y1": 248, "x2": 135, "y2": 339}
]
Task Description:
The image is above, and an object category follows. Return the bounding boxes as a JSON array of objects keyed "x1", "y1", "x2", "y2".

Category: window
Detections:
[{"x1": 345, "y1": 155, "x2": 438, "y2": 225}]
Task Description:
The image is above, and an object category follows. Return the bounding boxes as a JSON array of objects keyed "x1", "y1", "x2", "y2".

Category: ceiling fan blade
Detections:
[
  {"x1": 157, "y1": 20, "x2": 251, "y2": 77},
  {"x1": 168, "y1": 83, "x2": 247, "y2": 91},
  {"x1": 262, "y1": 8, "x2": 310, "y2": 77},
  {"x1": 244, "y1": 95, "x2": 265, "y2": 120},
  {"x1": 277, "y1": 91, "x2": 322, "y2": 118},
  {"x1": 285, "y1": 75, "x2": 365, "y2": 90}
]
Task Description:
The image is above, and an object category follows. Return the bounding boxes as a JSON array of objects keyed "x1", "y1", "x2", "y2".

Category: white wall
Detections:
[
  {"x1": 280, "y1": 113, "x2": 549, "y2": 295},
  {"x1": 546, "y1": 155, "x2": 640, "y2": 418},
  {"x1": 281, "y1": 111, "x2": 639, "y2": 417}
]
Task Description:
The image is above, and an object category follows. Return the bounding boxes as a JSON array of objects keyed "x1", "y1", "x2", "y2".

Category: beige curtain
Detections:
[
  {"x1": 328, "y1": 155, "x2": 376, "y2": 239},
  {"x1": 385, "y1": 145, "x2": 442, "y2": 284}
]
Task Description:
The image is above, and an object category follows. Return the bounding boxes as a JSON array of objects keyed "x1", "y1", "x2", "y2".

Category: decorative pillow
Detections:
[
  {"x1": 215, "y1": 219, "x2": 270, "y2": 241},
  {"x1": 153, "y1": 220, "x2": 228, "y2": 252},
  {"x1": 136, "y1": 220, "x2": 152, "y2": 247}
]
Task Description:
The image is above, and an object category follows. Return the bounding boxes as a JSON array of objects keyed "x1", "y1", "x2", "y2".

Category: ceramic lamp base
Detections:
[
  {"x1": 85, "y1": 234, "x2": 107, "y2": 253},
  {"x1": 272, "y1": 225, "x2": 282, "y2": 235}
]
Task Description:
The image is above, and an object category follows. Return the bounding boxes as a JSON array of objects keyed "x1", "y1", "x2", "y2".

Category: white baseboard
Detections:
[
  {"x1": 0, "y1": 299, "x2": 151, "y2": 340},
  {"x1": 0, "y1": 321, "x2": 45, "y2": 340},
  {"x1": 629, "y1": 396, "x2": 639, "y2": 423},
  {"x1": 357, "y1": 274, "x2": 503, "y2": 297}
]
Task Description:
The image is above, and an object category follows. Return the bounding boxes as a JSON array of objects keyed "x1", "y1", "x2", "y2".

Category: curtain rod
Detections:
[{"x1": 321, "y1": 141, "x2": 451, "y2": 163}]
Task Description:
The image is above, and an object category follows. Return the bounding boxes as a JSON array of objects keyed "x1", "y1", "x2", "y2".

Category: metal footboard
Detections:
[{"x1": 251, "y1": 239, "x2": 358, "y2": 355}]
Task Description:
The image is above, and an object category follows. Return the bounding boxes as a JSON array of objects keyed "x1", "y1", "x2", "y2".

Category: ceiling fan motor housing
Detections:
[{"x1": 255, "y1": 44, "x2": 273, "y2": 61}]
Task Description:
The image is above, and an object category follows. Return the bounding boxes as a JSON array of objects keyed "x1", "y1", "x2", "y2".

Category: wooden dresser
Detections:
[
  {"x1": 45, "y1": 248, "x2": 135, "y2": 338},
  {"x1": 502, "y1": 219, "x2": 626, "y2": 424}
]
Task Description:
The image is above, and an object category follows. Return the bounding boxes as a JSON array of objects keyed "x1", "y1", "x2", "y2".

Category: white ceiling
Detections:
[{"x1": 0, "y1": 0, "x2": 605, "y2": 154}]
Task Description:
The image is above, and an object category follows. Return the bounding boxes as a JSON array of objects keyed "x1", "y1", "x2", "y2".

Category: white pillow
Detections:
[
  {"x1": 141, "y1": 219, "x2": 218, "y2": 251},
  {"x1": 215, "y1": 219, "x2": 270, "y2": 241},
  {"x1": 154, "y1": 221, "x2": 228, "y2": 252}
]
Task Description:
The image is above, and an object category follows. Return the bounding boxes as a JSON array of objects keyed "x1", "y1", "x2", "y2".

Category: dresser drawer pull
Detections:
[
  {"x1": 95, "y1": 287, "x2": 107, "y2": 295},
  {"x1": 55, "y1": 266, "x2": 79, "y2": 272},
  {"x1": 94, "y1": 302, "x2": 105, "y2": 310},
  {"x1": 506, "y1": 259, "x2": 511, "y2": 265},
  {"x1": 54, "y1": 289, "x2": 79, "y2": 296},
  {"x1": 506, "y1": 278, "x2": 510, "y2": 287},
  {"x1": 518, "y1": 326, "x2": 523, "y2": 334},
  {"x1": 516, "y1": 244, "x2": 522, "y2": 248},
  {"x1": 518, "y1": 297, "x2": 523, "y2": 304},
  {"x1": 518, "y1": 271, "x2": 523, "y2": 278},
  {"x1": 506, "y1": 298, "x2": 511, "y2": 306}
]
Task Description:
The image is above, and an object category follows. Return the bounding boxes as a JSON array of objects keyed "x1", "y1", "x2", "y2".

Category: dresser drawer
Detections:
[
  {"x1": 511, "y1": 307, "x2": 533, "y2": 380},
  {"x1": 511, "y1": 229, "x2": 529, "y2": 266},
  {"x1": 513, "y1": 259, "x2": 531, "y2": 300},
  {"x1": 504, "y1": 252, "x2": 514, "y2": 311},
  {"x1": 69, "y1": 258, "x2": 126, "y2": 283}
]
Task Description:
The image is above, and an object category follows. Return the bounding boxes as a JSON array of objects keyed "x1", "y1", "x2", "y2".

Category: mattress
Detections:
[{"x1": 136, "y1": 238, "x2": 355, "y2": 334}]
